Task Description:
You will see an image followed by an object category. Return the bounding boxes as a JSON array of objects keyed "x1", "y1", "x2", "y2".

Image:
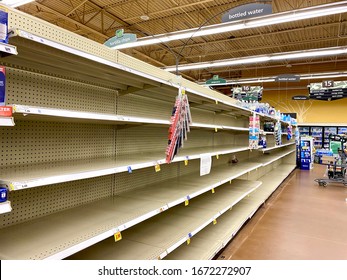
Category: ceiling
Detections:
[{"x1": 16, "y1": 0, "x2": 347, "y2": 86}]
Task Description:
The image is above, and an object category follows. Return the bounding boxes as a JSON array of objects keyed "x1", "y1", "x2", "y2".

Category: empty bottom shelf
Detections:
[{"x1": 165, "y1": 164, "x2": 296, "y2": 260}]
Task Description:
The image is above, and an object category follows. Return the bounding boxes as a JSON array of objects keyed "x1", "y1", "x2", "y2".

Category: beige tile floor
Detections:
[{"x1": 217, "y1": 164, "x2": 347, "y2": 260}]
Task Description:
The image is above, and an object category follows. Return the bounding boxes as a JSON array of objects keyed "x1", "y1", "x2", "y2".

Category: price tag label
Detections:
[
  {"x1": 127, "y1": 166, "x2": 132, "y2": 173},
  {"x1": 181, "y1": 89, "x2": 186, "y2": 95},
  {"x1": 213, "y1": 219, "x2": 217, "y2": 225},
  {"x1": 215, "y1": 127, "x2": 218, "y2": 132},
  {"x1": 184, "y1": 159, "x2": 188, "y2": 166},
  {"x1": 211, "y1": 188, "x2": 215, "y2": 194},
  {"x1": 229, "y1": 180, "x2": 232, "y2": 184},
  {"x1": 155, "y1": 164, "x2": 161, "y2": 172},
  {"x1": 185, "y1": 199, "x2": 189, "y2": 206},
  {"x1": 216, "y1": 154, "x2": 219, "y2": 159},
  {"x1": 114, "y1": 231, "x2": 122, "y2": 242},
  {"x1": 215, "y1": 100, "x2": 218, "y2": 105},
  {"x1": 9, "y1": 184, "x2": 15, "y2": 191},
  {"x1": 187, "y1": 238, "x2": 191, "y2": 245}
]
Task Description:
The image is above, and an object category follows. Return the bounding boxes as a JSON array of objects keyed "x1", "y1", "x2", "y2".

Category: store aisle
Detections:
[{"x1": 217, "y1": 164, "x2": 347, "y2": 260}]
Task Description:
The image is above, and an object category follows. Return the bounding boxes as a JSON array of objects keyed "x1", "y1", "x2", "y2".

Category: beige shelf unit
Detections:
[
  {"x1": 0, "y1": 6, "x2": 297, "y2": 260},
  {"x1": 67, "y1": 179, "x2": 262, "y2": 260},
  {"x1": 165, "y1": 163, "x2": 296, "y2": 260}
]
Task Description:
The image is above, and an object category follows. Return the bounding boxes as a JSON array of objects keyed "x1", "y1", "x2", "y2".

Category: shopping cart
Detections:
[{"x1": 314, "y1": 158, "x2": 347, "y2": 187}]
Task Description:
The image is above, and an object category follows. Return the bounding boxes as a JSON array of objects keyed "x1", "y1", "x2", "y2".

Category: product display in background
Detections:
[
  {"x1": 274, "y1": 121, "x2": 282, "y2": 146},
  {"x1": 258, "y1": 135, "x2": 267, "y2": 148},
  {"x1": 166, "y1": 87, "x2": 192, "y2": 163},
  {"x1": 300, "y1": 136, "x2": 314, "y2": 170},
  {"x1": 249, "y1": 114, "x2": 260, "y2": 149},
  {"x1": 287, "y1": 125, "x2": 292, "y2": 141},
  {"x1": 263, "y1": 121, "x2": 274, "y2": 132},
  {"x1": 0, "y1": 185, "x2": 8, "y2": 203},
  {"x1": 0, "y1": 8, "x2": 8, "y2": 44},
  {"x1": 0, "y1": 66, "x2": 5, "y2": 106}
]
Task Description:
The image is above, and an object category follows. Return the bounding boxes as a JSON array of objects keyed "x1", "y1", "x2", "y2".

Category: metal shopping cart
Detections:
[{"x1": 315, "y1": 148, "x2": 347, "y2": 187}]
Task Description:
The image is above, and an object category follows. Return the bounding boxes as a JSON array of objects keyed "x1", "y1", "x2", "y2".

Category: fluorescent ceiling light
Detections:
[
  {"x1": 199, "y1": 71, "x2": 347, "y2": 86},
  {"x1": 164, "y1": 46, "x2": 347, "y2": 72},
  {"x1": 112, "y1": 1, "x2": 347, "y2": 50},
  {"x1": 0, "y1": 0, "x2": 35, "y2": 7}
]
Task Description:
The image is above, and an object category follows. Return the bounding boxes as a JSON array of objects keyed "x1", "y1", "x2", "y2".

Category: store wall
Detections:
[{"x1": 262, "y1": 86, "x2": 347, "y2": 124}]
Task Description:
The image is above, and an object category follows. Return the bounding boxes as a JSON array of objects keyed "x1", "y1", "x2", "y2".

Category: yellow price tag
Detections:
[
  {"x1": 230, "y1": 206, "x2": 233, "y2": 211},
  {"x1": 184, "y1": 159, "x2": 188, "y2": 166},
  {"x1": 157, "y1": 256, "x2": 161, "y2": 260},
  {"x1": 213, "y1": 219, "x2": 217, "y2": 225},
  {"x1": 211, "y1": 188, "x2": 215, "y2": 194},
  {"x1": 182, "y1": 89, "x2": 186, "y2": 95},
  {"x1": 216, "y1": 154, "x2": 219, "y2": 159},
  {"x1": 114, "y1": 231, "x2": 122, "y2": 242},
  {"x1": 215, "y1": 127, "x2": 218, "y2": 132},
  {"x1": 155, "y1": 164, "x2": 161, "y2": 172},
  {"x1": 187, "y1": 238, "x2": 191, "y2": 245},
  {"x1": 229, "y1": 180, "x2": 232, "y2": 184},
  {"x1": 215, "y1": 100, "x2": 218, "y2": 105},
  {"x1": 185, "y1": 199, "x2": 189, "y2": 206},
  {"x1": 9, "y1": 184, "x2": 15, "y2": 191}
]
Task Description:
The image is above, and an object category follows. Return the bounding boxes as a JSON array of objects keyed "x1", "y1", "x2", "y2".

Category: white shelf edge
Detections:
[
  {"x1": 119, "y1": 205, "x2": 169, "y2": 231},
  {"x1": 262, "y1": 150, "x2": 296, "y2": 166},
  {"x1": 0, "y1": 201, "x2": 12, "y2": 214},
  {"x1": 27, "y1": 170, "x2": 261, "y2": 259},
  {"x1": 4, "y1": 145, "x2": 250, "y2": 190},
  {"x1": 12, "y1": 104, "x2": 170, "y2": 125},
  {"x1": 13, "y1": 29, "x2": 251, "y2": 116},
  {"x1": 165, "y1": 181, "x2": 260, "y2": 257},
  {"x1": 218, "y1": 182, "x2": 262, "y2": 216},
  {"x1": 0, "y1": 41, "x2": 18, "y2": 55},
  {"x1": 165, "y1": 165, "x2": 295, "y2": 260},
  {"x1": 261, "y1": 142, "x2": 295, "y2": 152},
  {"x1": 12, "y1": 104, "x2": 252, "y2": 133},
  {"x1": 222, "y1": 126, "x2": 249, "y2": 132},
  {"x1": 0, "y1": 117, "x2": 15, "y2": 126}
]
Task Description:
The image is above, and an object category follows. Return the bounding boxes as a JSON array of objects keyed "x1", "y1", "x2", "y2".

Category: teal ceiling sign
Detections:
[
  {"x1": 222, "y1": 3, "x2": 272, "y2": 23},
  {"x1": 104, "y1": 29, "x2": 137, "y2": 48},
  {"x1": 206, "y1": 75, "x2": 226, "y2": 85}
]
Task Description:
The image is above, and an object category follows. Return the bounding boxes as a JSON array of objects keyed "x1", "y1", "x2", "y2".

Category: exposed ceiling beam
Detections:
[
  {"x1": 184, "y1": 36, "x2": 347, "y2": 60},
  {"x1": 152, "y1": 21, "x2": 345, "y2": 54},
  {"x1": 66, "y1": 0, "x2": 88, "y2": 17},
  {"x1": 123, "y1": 0, "x2": 214, "y2": 21},
  {"x1": 34, "y1": 2, "x2": 109, "y2": 39}
]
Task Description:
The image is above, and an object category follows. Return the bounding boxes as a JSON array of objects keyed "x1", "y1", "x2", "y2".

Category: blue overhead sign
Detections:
[{"x1": 222, "y1": 3, "x2": 272, "y2": 23}]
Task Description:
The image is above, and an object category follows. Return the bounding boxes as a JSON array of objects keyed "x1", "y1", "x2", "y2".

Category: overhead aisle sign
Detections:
[
  {"x1": 232, "y1": 86, "x2": 263, "y2": 101},
  {"x1": 309, "y1": 81, "x2": 347, "y2": 101},
  {"x1": 222, "y1": 3, "x2": 272, "y2": 23}
]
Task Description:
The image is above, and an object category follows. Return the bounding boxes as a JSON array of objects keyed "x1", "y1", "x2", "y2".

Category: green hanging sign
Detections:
[
  {"x1": 104, "y1": 29, "x2": 137, "y2": 48},
  {"x1": 206, "y1": 75, "x2": 226, "y2": 85}
]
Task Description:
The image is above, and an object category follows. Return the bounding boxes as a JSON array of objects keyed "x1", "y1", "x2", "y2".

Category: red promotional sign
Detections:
[{"x1": 0, "y1": 106, "x2": 12, "y2": 117}]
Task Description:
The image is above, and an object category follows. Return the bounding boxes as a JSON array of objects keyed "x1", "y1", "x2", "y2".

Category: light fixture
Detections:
[
  {"x1": 140, "y1": 15, "x2": 150, "y2": 21},
  {"x1": 0, "y1": 0, "x2": 35, "y2": 7},
  {"x1": 111, "y1": 1, "x2": 347, "y2": 50},
  {"x1": 198, "y1": 71, "x2": 347, "y2": 86},
  {"x1": 163, "y1": 46, "x2": 347, "y2": 72}
]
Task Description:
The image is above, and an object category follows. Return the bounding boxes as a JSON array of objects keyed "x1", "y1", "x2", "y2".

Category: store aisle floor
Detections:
[{"x1": 217, "y1": 164, "x2": 347, "y2": 260}]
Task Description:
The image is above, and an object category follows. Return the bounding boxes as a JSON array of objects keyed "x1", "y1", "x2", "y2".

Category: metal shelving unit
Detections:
[
  {"x1": 0, "y1": 145, "x2": 251, "y2": 190},
  {"x1": 0, "y1": 6, "x2": 297, "y2": 260},
  {"x1": 67, "y1": 179, "x2": 262, "y2": 260},
  {"x1": 165, "y1": 164, "x2": 296, "y2": 260}
]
